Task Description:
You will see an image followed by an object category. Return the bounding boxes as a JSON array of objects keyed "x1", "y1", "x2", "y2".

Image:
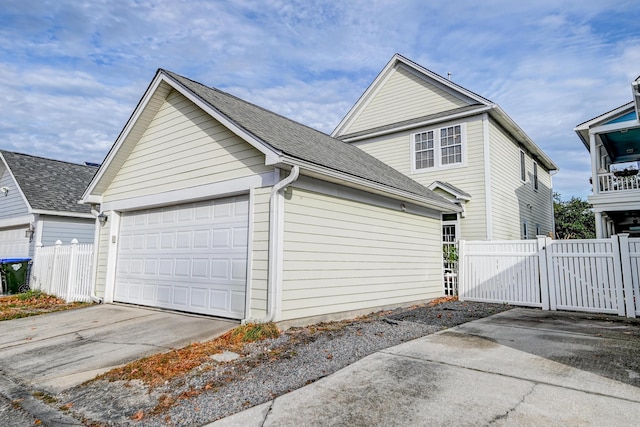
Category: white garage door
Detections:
[
  {"x1": 0, "y1": 226, "x2": 30, "y2": 259},
  {"x1": 115, "y1": 196, "x2": 249, "y2": 319}
]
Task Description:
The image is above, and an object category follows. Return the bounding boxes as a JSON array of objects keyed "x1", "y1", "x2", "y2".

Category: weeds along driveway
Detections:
[{"x1": 0, "y1": 304, "x2": 236, "y2": 393}]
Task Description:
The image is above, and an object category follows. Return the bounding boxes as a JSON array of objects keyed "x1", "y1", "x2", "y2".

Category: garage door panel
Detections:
[{"x1": 115, "y1": 196, "x2": 248, "y2": 319}]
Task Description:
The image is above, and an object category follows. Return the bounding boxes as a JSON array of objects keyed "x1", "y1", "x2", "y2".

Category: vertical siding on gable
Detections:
[
  {"x1": 0, "y1": 166, "x2": 29, "y2": 219},
  {"x1": 281, "y1": 187, "x2": 442, "y2": 321},
  {"x1": 249, "y1": 187, "x2": 271, "y2": 320},
  {"x1": 345, "y1": 66, "x2": 469, "y2": 134},
  {"x1": 40, "y1": 216, "x2": 95, "y2": 246},
  {"x1": 102, "y1": 89, "x2": 270, "y2": 202},
  {"x1": 354, "y1": 116, "x2": 487, "y2": 240},
  {"x1": 488, "y1": 119, "x2": 554, "y2": 239}
]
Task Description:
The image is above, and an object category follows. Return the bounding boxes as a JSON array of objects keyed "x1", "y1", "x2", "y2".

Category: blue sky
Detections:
[{"x1": 1, "y1": 0, "x2": 639, "y2": 200}]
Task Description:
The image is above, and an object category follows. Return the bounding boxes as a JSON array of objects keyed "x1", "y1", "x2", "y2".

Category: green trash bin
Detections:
[{"x1": 0, "y1": 258, "x2": 31, "y2": 294}]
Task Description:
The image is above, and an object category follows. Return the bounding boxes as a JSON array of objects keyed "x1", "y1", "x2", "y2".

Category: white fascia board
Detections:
[
  {"x1": 81, "y1": 74, "x2": 167, "y2": 202},
  {"x1": 589, "y1": 119, "x2": 640, "y2": 135},
  {"x1": 30, "y1": 209, "x2": 95, "y2": 219},
  {"x1": 81, "y1": 72, "x2": 282, "y2": 203},
  {"x1": 0, "y1": 215, "x2": 35, "y2": 229},
  {"x1": 79, "y1": 194, "x2": 102, "y2": 205},
  {"x1": 331, "y1": 56, "x2": 399, "y2": 137},
  {"x1": 0, "y1": 152, "x2": 33, "y2": 212},
  {"x1": 163, "y1": 73, "x2": 282, "y2": 165},
  {"x1": 490, "y1": 106, "x2": 558, "y2": 172},
  {"x1": 632, "y1": 80, "x2": 640, "y2": 120},
  {"x1": 281, "y1": 156, "x2": 460, "y2": 213},
  {"x1": 575, "y1": 102, "x2": 636, "y2": 149},
  {"x1": 395, "y1": 57, "x2": 487, "y2": 105},
  {"x1": 101, "y1": 172, "x2": 277, "y2": 212},
  {"x1": 427, "y1": 182, "x2": 471, "y2": 201},
  {"x1": 342, "y1": 106, "x2": 492, "y2": 143}
]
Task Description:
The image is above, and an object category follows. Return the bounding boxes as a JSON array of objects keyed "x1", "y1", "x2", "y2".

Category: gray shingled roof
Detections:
[
  {"x1": 1, "y1": 150, "x2": 98, "y2": 214},
  {"x1": 163, "y1": 70, "x2": 453, "y2": 206}
]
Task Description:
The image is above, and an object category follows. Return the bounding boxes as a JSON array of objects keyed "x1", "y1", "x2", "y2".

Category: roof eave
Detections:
[
  {"x1": 280, "y1": 156, "x2": 460, "y2": 213},
  {"x1": 341, "y1": 105, "x2": 492, "y2": 143},
  {"x1": 489, "y1": 106, "x2": 559, "y2": 172}
]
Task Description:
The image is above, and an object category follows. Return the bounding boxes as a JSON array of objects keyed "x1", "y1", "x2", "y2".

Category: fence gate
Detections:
[{"x1": 458, "y1": 235, "x2": 639, "y2": 318}]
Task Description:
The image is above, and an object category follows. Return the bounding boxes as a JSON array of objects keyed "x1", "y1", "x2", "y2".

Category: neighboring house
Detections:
[
  {"x1": 80, "y1": 69, "x2": 459, "y2": 324},
  {"x1": 0, "y1": 150, "x2": 98, "y2": 258},
  {"x1": 332, "y1": 54, "x2": 558, "y2": 246},
  {"x1": 575, "y1": 76, "x2": 640, "y2": 238}
]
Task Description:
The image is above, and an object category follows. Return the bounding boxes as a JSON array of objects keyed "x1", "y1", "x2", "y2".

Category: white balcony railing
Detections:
[{"x1": 597, "y1": 172, "x2": 640, "y2": 193}]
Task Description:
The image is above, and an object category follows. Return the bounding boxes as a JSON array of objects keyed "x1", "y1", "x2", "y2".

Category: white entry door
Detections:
[
  {"x1": 115, "y1": 196, "x2": 249, "y2": 319},
  {"x1": 0, "y1": 226, "x2": 30, "y2": 259}
]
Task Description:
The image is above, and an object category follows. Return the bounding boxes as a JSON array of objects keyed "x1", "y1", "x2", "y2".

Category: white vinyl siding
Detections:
[
  {"x1": 248, "y1": 187, "x2": 271, "y2": 320},
  {"x1": 354, "y1": 115, "x2": 487, "y2": 240},
  {"x1": 346, "y1": 65, "x2": 469, "y2": 134},
  {"x1": 102, "y1": 89, "x2": 270, "y2": 202},
  {"x1": 488, "y1": 119, "x2": 553, "y2": 240},
  {"x1": 40, "y1": 217, "x2": 95, "y2": 246},
  {"x1": 0, "y1": 166, "x2": 29, "y2": 220},
  {"x1": 281, "y1": 188, "x2": 442, "y2": 321}
]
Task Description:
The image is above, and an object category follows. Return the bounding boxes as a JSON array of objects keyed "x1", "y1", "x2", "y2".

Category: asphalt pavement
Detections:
[{"x1": 210, "y1": 308, "x2": 640, "y2": 426}]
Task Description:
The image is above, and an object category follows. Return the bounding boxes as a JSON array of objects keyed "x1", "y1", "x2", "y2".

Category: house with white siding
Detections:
[
  {"x1": 575, "y1": 76, "x2": 640, "y2": 238},
  {"x1": 0, "y1": 150, "x2": 98, "y2": 259},
  {"x1": 333, "y1": 54, "x2": 558, "y2": 247},
  {"x1": 80, "y1": 69, "x2": 459, "y2": 325}
]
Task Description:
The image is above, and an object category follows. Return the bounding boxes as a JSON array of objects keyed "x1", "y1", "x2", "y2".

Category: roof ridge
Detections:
[
  {"x1": 0, "y1": 149, "x2": 98, "y2": 169},
  {"x1": 162, "y1": 69, "x2": 335, "y2": 142}
]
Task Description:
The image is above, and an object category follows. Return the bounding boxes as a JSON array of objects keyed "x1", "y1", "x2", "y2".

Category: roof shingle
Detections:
[{"x1": 1, "y1": 150, "x2": 98, "y2": 214}]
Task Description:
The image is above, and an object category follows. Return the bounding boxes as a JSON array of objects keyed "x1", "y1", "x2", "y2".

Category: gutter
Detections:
[{"x1": 265, "y1": 166, "x2": 300, "y2": 322}]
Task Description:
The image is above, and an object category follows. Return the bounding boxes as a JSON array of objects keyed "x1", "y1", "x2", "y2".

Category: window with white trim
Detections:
[
  {"x1": 412, "y1": 124, "x2": 465, "y2": 171},
  {"x1": 535, "y1": 224, "x2": 541, "y2": 236},
  {"x1": 533, "y1": 161, "x2": 539, "y2": 191},
  {"x1": 523, "y1": 221, "x2": 529, "y2": 239},
  {"x1": 520, "y1": 150, "x2": 526, "y2": 182}
]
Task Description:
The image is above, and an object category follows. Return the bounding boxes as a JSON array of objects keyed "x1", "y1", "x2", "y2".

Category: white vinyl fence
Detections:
[
  {"x1": 458, "y1": 235, "x2": 640, "y2": 318},
  {"x1": 29, "y1": 239, "x2": 94, "y2": 303}
]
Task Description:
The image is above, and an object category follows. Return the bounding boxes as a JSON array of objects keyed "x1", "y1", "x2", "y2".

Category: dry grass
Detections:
[
  {"x1": 0, "y1": 291, "x2": 91, "y2": 321},
  {"x1": 96, "y1": 322, "x2": 280, "y2": 387}
]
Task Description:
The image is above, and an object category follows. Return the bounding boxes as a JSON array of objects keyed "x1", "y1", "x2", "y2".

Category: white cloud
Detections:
[{"x1": 0, "y1": 0, "x2": 639, "y2": 199}]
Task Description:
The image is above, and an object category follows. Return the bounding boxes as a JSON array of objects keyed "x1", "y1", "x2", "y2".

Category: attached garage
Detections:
[
  {"x1": 0, "y1": 226, "x2": 30, "y2": 258},
  {"x1": 82, "y1": 69, "x2": 459, "y2": 325},
  {"x1": 114, "y1": 196, "x2": 249, "y2": 319}
]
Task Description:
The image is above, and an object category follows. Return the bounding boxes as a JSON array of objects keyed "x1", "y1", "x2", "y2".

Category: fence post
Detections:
[
  {"x1": 545, "y1": 236, "x2": 557, "y2": 311},
  {"x1": 66, "y1": 239, "x2": 79, "y2": 302},
  {"x1": 457, "y1": 240, "x2": 466, "y2": 300},
  {"x1": 537, "y1": 236, "x2": 550, "y2": 311},
  {"x1": 618, "y1": 234, "x2": 635, "y2": 318},
  {"x1": 611, "y1": 235, "x2": 626, "y2": 317},
  {"x1": 50, "y1": 240, "x2": 63, "y2": 296},
  {"x1": 31, "y1": 242, "x2": 43, "y2": 290}
]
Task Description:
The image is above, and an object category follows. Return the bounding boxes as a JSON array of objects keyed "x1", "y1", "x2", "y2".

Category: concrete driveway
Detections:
[
  {"x1": 0, "y1": 304, "x2": 236, "y2": 393},
  {"x1": 212, "y1": 308, "x2": 640, "y2": 426}
]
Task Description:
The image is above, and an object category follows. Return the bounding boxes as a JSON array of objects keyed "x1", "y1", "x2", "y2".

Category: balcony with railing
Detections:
[{"x1": 596, "y1": 170, "x2": 640, "y2": 194}]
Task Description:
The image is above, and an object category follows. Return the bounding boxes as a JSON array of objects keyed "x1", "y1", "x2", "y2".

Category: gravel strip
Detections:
[{"x1": 58, "y1": 300, "x2": 514, "y2": 426}]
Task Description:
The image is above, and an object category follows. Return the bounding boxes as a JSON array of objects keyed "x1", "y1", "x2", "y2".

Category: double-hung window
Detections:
[
  {"x1": 533, "y1": 161, "x2": 539, "y2": 191},
  {"x1": 412, "y1": 124, "x2": 465, "y2": 172},
  {"x1": 414, "y1": 131, "x2": 434, "y2": 169}
]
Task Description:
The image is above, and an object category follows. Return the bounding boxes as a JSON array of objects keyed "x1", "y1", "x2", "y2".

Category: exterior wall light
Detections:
[
  {"x1": 25, "y1": 224, "x2": 34, "y2": 241},
  {"x1": 98, "y1": 212, "x2": 108, "y2": 226}
]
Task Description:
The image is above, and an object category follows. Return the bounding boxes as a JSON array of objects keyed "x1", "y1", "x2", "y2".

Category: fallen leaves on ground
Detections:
[
  {"x1": 96, "y1": 322, "x2": 281, "y2": 387},
  {"x1": 0, "y1": 291, "x2": 91, "y2": 321}
]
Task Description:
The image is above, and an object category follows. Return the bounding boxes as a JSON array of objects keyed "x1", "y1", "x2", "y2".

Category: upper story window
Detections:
[
  {"x1": 412, "y1": 124, "x2": 465, "y2": 172},
  {"x1": 520, "y1": 150, "x2": 526, "y2": 182},
  {"x1": 533, "y1": 161, "x2": 539, "y2": 191}
]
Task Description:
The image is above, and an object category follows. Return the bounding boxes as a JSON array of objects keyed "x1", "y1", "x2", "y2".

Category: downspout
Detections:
[
  {"x1": 89, "y1": 208, "x2": 104, "y2": 304},
  {"x1": 265, "y1": 166, "x2": 300, "y2": 322}
]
